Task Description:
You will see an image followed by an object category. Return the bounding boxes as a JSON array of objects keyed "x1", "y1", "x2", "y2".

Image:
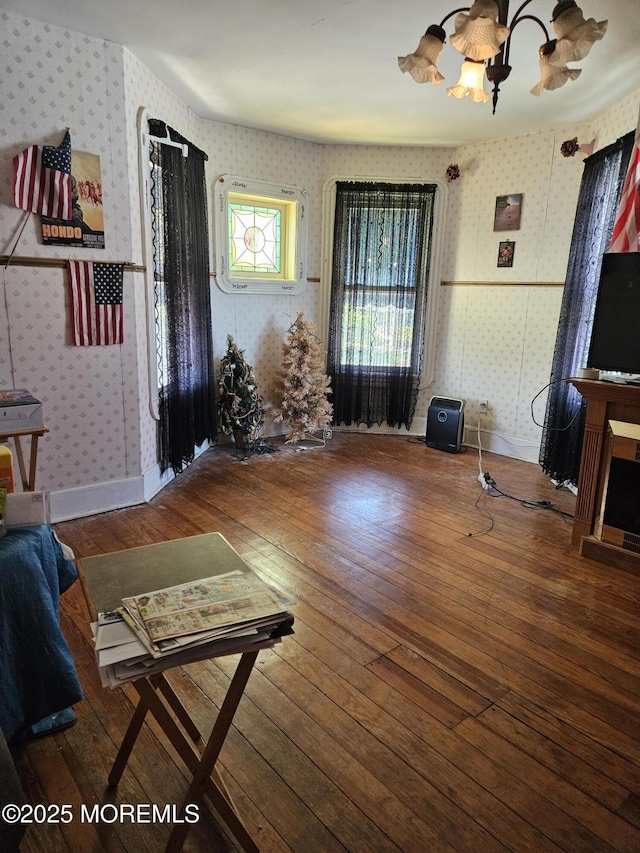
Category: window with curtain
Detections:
[
  {"x1": 327, "y1": 181, "x2": 437, "y2": 429},
  {"x1": 148, "y1": 119, "x2": 217, "y2": 474},
  {"x1": 539, "y1": 131, "x2": 634, "y2": 486}
]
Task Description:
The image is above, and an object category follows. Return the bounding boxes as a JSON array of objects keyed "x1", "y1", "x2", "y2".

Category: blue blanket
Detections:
[{"x1": 0, "y1": 525, "x2": 83, "y2": 741}]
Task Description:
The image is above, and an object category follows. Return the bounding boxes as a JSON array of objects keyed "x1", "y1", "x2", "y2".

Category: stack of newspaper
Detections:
[{"x1": 91, "y1": 569, "x2": 293, "y2": 688}]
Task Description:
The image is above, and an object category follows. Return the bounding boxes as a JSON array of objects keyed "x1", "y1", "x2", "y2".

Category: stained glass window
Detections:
[
  {"x1": 229, "y1": 202, "x2": 281, "y2": 274},
  {"x1": 214, "y1": 176, "x2": 307, "y2": 294}
]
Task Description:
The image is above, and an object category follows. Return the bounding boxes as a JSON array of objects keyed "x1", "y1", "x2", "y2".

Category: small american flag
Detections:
[
  {"x1": 67, "y1": 261, "x2": 124, "y2": 346},
  {"x1": 13, "y1": 130, "x2": 72, "y2": 220},
  {"x1": 609, "y1": 118, "x2": 640, "y2": 254}
]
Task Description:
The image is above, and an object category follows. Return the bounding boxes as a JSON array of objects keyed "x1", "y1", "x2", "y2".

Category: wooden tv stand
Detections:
[{"x1": 569, "y1": 378, "x2": 640, "y2": 571}]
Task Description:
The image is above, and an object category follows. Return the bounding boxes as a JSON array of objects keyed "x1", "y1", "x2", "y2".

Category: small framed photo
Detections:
[
  {"x1": 497, "y1": 240, "x2": 515, "y2": 268},
  {"x1": 493, "y1": 194, "x2": 522, "y2": 231}
]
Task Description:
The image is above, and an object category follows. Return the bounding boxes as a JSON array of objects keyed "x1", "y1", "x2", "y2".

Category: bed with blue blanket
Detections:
[{"x1": 0, "y1": 525, "x2": 83, "y2": 742}]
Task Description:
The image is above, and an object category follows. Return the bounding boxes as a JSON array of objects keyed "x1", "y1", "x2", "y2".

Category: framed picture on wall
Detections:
[
  {"x1": 493, "y1": 194, "x2": 522, "y2": 231},
  {"x1": 497, "y1": 241, "x2": 515, "y2": 268},
  {"x1": 41, "y1": 151, "x2": 105, "y2": 249}
]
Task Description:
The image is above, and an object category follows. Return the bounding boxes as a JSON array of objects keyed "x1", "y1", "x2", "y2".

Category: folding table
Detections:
[
  {"x1": 77, "y1": 532, "x2": 294, "y2": 853},
  {"x1": 0, "y1": 425, "x2": 49, "y2": 491}
]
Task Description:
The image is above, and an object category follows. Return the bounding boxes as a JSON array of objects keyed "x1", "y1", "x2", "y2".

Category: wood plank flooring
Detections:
[{"x1": 10, "y1": 432, "x2": 640, "y2": 852}]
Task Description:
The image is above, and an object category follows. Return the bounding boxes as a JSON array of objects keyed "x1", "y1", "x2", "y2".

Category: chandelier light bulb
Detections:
[{"x1": 447, "y1": 59, "x2": 490, "y2": 102}]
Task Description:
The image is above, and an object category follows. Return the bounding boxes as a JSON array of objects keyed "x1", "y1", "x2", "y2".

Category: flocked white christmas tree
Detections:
[{"x1": 274, "y1": 312, "x2": 333, "y2": 443}]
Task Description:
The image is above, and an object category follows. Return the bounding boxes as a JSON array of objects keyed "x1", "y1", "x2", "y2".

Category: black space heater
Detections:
[{"x1": 426, "y1": 396, "x2": 465, "y2": 453}]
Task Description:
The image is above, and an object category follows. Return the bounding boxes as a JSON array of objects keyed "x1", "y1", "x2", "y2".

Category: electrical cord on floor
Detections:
[
  {"x1": 467, "y1": 488, "x2": 495, "y2": 537},
  {"x1": 476, "y1": 413, "x2": 485, "y2": 478},
  {"x1": 464, "y1": 383, "x2": 578, "y2": 537},
  {"x1": 467, "y1": 471, "x2": 574, "y2": 538},
  {"x1": 484, "y1": 475, "x2": 574, "y2": 521}
]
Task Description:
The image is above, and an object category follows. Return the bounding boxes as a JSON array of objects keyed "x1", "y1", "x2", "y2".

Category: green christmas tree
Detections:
[
  {"x1": 274, "y1": 312, "x2": 333, "y2": 443},
  {"x1": 217, "y1": 335, "x2": 265, "y2": 457}
]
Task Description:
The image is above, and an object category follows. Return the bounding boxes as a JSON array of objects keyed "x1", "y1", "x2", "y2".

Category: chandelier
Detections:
[{"x1": 398, "y1": 0, "x2": 607, "y2": 113}]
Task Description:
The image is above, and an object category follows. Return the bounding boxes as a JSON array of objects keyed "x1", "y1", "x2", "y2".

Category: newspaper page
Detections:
[{"x1": 121, "y1": 571, "x2": 286, "y2": 642}]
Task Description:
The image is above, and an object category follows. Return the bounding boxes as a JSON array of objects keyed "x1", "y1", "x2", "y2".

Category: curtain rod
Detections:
[
  {"x1": 0, "y1": 255, "x2": 145, "y2": 272},
  {"x1": 144, "y1": 132, "x2": 189, "y2": 157}
]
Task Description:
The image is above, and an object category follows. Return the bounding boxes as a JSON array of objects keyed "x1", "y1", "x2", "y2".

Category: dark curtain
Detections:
[
  {"x1": 327, "y1": 181, "x2": 436, "y2": 429},
  {"x1": 539, "y1": 131, "x2": 634, "y2": 485},
  {"x1": 149, "y1": 119, "x2": 216, "y2": 474}
]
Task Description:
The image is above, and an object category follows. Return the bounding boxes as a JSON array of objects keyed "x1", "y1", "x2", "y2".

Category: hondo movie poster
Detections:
[{"x1": 41, "y1": 150, "x2": 105, "y2": 249}]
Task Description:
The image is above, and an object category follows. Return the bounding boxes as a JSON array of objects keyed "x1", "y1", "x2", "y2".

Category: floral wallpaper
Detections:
[{"x1": 1, "y1": 8, "x2": 638, "y2": 518}]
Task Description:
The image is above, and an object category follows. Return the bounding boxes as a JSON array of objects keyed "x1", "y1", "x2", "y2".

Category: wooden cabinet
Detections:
[{"x1": 569, "y1": 378, "x2": 640, "y2": 571}]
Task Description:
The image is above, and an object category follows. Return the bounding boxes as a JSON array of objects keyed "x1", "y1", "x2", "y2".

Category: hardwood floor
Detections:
[{"x1": 11, "y1": 432, "x2": 640, "y2": 852}]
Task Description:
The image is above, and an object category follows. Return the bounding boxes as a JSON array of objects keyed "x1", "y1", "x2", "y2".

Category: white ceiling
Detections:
[{"x1": 3, "y1": 0, "x2": 639, "y2": 147}]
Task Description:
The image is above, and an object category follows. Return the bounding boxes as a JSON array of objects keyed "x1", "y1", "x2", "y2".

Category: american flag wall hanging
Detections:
[
  {"x1": 609, "y1": 118, "x2": 640, "y2": 254},
  {"x1": 66, "y1": 260, "x2": 124, "y2": 346},
  {"x1": 13, "y1": 130, "x2": 72, "y2": 221}
]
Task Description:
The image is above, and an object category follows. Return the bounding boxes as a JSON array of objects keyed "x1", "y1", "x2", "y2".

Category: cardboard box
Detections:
[
  {"x1": 0, "y1": 389, "x2": 44, "y2": 433},
  {"x1": 4, "y1": 491, "x2": 50, "y2": 527}
]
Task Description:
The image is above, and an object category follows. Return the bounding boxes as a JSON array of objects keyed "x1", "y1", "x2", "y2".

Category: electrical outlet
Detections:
[
  {"x1": 479, "y1": 400, "x2": 488, "y2": 415},
  {"x1": 478, "y1": 472, "x2": 492, "y2": 490}
]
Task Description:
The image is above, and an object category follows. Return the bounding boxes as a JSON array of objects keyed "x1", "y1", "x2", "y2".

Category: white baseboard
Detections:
[
  {"x1": 49, "y1": 440, "x2": 211, "y2": 522},
  {"x1": 49, "y1": 475, "x2": 147, "y2": 523},
  {"x1": 142, "y1": 461, "x2": 175, "y2": 503}
]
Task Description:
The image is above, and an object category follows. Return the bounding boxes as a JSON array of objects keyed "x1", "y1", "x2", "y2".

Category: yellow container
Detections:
[{"x1": 0, "y1": 445, "x2": 15, "y2": 493}]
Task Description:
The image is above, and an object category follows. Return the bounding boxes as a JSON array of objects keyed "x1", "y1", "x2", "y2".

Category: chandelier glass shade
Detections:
[
  {"x1": 397, "y1": 25, "x2": 446, "y2": 84},
  {"x1": 447, "y1": 59, "x2": 491, "y2": 102},
  {"x1": 450, "y1": 0, "x2": 510, "y2": 60},
  {"x1": 398, "y1": 0, "x2": 607, "y2": 113}
]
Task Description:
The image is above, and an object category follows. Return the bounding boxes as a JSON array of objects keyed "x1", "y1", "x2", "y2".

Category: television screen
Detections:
[{"x1": 587, "y1": 252, "x2": 640, "y2": 375}]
